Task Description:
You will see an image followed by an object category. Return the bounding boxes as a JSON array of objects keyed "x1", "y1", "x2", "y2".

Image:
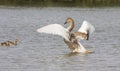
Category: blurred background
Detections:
[{"x1": 0, "y1": 0, "x2": 120, "y2": 7}]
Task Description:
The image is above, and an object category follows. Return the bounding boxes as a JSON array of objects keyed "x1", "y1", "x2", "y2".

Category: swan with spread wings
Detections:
[{"x1": 37, "y1": 18, "x2": 95, "y2": 53}]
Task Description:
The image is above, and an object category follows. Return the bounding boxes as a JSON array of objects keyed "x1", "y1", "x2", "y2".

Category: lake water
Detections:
[{"x1": 0, "y1": 7, "x2": 120, "y2": 71}]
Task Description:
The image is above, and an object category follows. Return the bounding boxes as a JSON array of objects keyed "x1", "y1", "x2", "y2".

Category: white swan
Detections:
[{"x1": 37, "y1": 18, "x2": 95, "y2": 53}]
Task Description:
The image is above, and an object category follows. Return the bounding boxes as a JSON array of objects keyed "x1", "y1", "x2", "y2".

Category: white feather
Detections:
[
  {"x1": 78, "y1": 20, "x2": 95, "y2": 34},
  {"x1": 37, "y1": 24, "x2": 70, "y2": 41}
]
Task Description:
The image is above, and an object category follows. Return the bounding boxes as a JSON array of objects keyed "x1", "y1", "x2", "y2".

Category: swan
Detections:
[{"x1": 37, "y1": 17, "x2": 95, "y2": 53}]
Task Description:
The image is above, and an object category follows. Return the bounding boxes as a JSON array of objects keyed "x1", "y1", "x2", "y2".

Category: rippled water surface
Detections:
[{"x1": 0, "y1": 7, "x2": 120, "y2": 71}]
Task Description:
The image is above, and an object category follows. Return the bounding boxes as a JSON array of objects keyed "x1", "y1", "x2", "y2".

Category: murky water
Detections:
[{"x1": 0, "y1": 7, "x2": 120, "y2": 71}]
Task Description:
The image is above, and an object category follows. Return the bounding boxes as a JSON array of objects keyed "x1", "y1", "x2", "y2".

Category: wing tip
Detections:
[
  {"x1": 83, "y1": 20, "x2": 90, "y2": 25},
  {"x1": 37, "y1": 28, "x2": 43, "y2": 33},
  {"x1": 83, "y1": 20, "x2": 87, "y2": 23},
  {"x1": 36, "y1": 29, "x2": 38, "y2": 32},
  {"x1": 79, "y1": 20, "x2": 95, "y2": 34}
]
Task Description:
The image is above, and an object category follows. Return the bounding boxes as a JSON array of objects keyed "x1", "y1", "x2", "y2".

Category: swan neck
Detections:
[{"x1": 67, "y1": 21, "x2": 74, "y2": 32}]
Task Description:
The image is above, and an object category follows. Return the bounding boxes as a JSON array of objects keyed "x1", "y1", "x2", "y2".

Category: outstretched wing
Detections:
[
  {"x1": 78, "y1": 20, "x2": 95, "y2": 34},
  {"x1": 75, "y1": 20, "x2": 95, "y2": 40},
  {"x1": 37, "y1": 24, "x2": 70, "y2": 41}
]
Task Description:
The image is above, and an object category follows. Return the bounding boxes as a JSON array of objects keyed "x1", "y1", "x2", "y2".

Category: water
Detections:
[{"x1": 0, "y1": 7, "x2": 120, "y2": 71}]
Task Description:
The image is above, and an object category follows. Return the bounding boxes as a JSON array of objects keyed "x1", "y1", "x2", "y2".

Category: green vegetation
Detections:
[{"x1": 0, "y1": 0, "x2": 120, "y2": 7}]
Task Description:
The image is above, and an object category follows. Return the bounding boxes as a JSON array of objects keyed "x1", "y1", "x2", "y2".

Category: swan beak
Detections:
[{"x1": 64, "y1": 21, "x2": 67, "y2": 25}]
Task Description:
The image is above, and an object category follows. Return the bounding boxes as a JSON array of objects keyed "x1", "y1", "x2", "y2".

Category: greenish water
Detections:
[{"x1": 0, "y1": 0, "x2": 120, "y2": 7}]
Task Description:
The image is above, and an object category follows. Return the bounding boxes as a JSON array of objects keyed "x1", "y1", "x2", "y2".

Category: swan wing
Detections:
[
  {"x1": 78, "y1": 20, "x2": 95, "y2": 34},
  {"x1": 75, "y1": 20, "x2": 95, "y2": 40},
  {"x1": 37, "y1": 24, "x2": 70, "y2": 41}
]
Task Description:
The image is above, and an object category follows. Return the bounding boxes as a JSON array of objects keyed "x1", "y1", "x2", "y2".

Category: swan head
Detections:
[{"x1": 64, "y1": 17, "x2": 74, "y2": 25}]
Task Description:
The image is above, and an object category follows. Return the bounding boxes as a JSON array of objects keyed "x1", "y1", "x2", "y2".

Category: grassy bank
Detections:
[{"x1": 0, "y1": 0, "x2": 120, "y2": 7}]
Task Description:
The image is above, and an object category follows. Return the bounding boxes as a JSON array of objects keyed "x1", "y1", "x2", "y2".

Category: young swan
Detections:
[
  {"x1": 37, "y1": 17, "x2": 95, "y2": 53},
  {"x1": 0, "y1": 39, "x2": 18, "y2": 46},
  {"x1": 64, "y1": 18, "x2": 95, "y2": 53}
]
